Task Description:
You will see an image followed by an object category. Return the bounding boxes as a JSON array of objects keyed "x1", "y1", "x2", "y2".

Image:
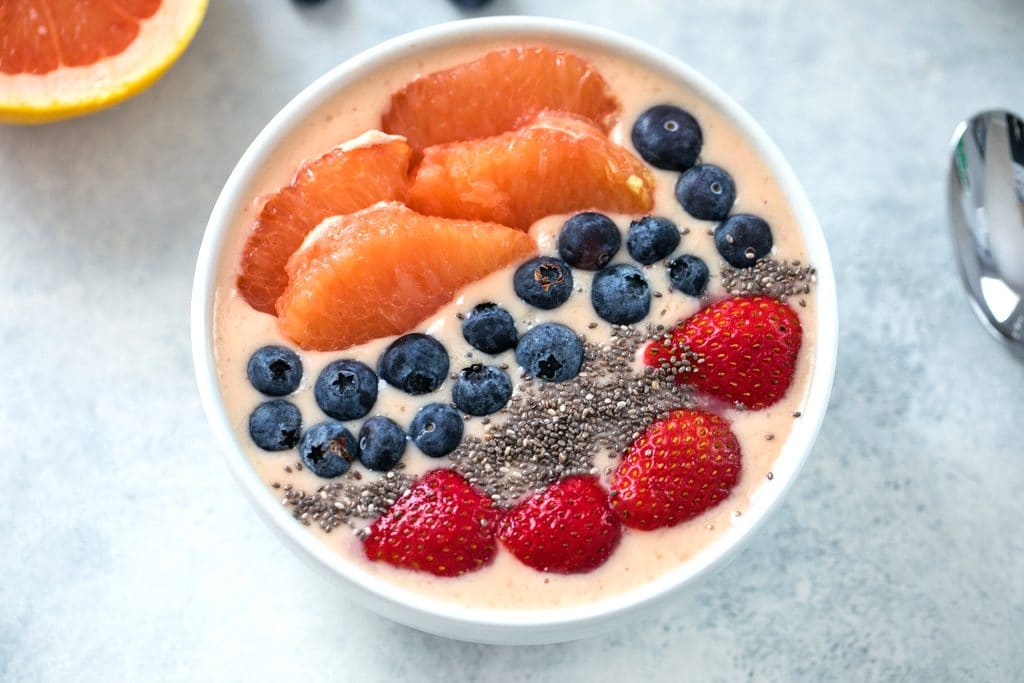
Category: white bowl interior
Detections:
[{"x1": 191, "y1": 16, "x2": 838, "y2": 644}]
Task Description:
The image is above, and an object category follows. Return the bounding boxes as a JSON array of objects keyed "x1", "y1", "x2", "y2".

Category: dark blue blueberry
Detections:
[
  {"x1": 246, "y1": 345, "x2": 302, "y2": 396},
  {"x1": 357, "y1": 416, "x2": 407, "y2": 472},
  {"x1": 462, "y1": 303, "x2": 517, "y2": 354},
  {"x1": 667, "y1": 254, "x2": 710, "y2": 297},
  {"x1": 515, "y1": 323, "x2": 583, "y2": 383},
  {"x1": 626, "y1": 216, "x2": 681, "y2": 265},
  {"x1": 409, "y1": 403, "x2": 464, "y2": 457},
  {"x1": 631, "y1": 104, "x2": 703, "y2": 171},
  {"x1": 450, "y1": 0, "x2": 493, "y2": 7},
  {"x1": 557, "y1": 212, "x2": 621, "y2": 270},
  {"x1": 715, "y1": 214, "x2": 773, "y2": 267},
  {"x1": 452, "y1": 364, "x2": 513, "y2": 416},
  {"x1": 314, "y1": 360, "x2": 378, "y2": 420},
  {"x1": 299, "y1": 422, "x2": 357, "y2": 478},
  {"x1": 378, "y1": 333, "x2": 449, "y2": 395},
  {"x1": 513, "y1": 256, "x2": 574, "y2": 309},
  {"x1": 248, "y1": 399, "x2": 302, "y2": 451},
  {"x1": 675, "y1": 164, "x2": 736, "y2": 221},
  {"x1": 591, "y1": 264, "x2": 651, "y2": 325}
]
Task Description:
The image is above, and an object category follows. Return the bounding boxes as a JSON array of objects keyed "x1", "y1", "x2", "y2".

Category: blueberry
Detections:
[
  {"x1": 378, "y1": 333, "x2": 449, "y2": 395},
  {"x1": 631, "y1": 104, "x2": 703, "y2": 171},
  {"x1": 591, "y1": 264, "x2": 651, "y2": 325},
  {"x1": 462, "y1": 303, "x2": 517, "y2": 354},
  {"x1": 715, "y1": 214, "x2": 773, "y2": 267},
  {"x1": 515, "y1": 323, "x2": 583, "y2": 383},
  {"x1": 667, "y1": 254, "x2": 710, "y2": 297},
  {"x1": 409, "y1": 403, "x2": 464, "y2": 457},
  {"x1": 626, "y1": 216, "x2": 681, "y2": 265},
  {"x1": 557, "y1": 212, "x2": 621, "y2": 270},
  {"x1": 449, "y1": 0, "x2": 493, "y2": 7},
  {"x1": 513, "y1": 256, "x2": 574, "y2": 309},
  {"x1": 675, "y1": 164, "x2": 736, "y2": 221},
  {"x1": 246, "y1": 345, "x2": 302, "y2": 396},
  {"x1": 248, "y1": 399, "x2": 302, "y2": 451},
  {"x1": 299, "y1": 422, "x2": 357, "y2": 478},
  {"x1": 452, "y1": 364, "x2": 513, "y2": 416},
  {"x1": 357, "y1": 416, "x2": 407, "y2": 472},
  {"x1": 314, "y1": 360, "x2": 378, "y2": 420}
]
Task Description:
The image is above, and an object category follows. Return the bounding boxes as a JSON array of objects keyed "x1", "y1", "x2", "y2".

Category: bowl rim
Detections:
[{"x1": 191, "y1": 15, "x2": 838, "y2": 637}]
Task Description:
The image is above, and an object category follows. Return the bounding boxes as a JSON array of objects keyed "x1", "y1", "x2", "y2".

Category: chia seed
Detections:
[{"x1": 720, "y1": 257, "x2": 817, "y2": 300}]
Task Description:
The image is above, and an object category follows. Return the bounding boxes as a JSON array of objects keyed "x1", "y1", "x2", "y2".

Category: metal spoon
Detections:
[{"x1": 948, "y1": 109, "x2": 1024, "y2": 352}]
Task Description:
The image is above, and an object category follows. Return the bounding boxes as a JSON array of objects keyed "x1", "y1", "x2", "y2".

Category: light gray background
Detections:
[{"x1": 2, "y1": 1, "x2": 1022, "y2": 680}]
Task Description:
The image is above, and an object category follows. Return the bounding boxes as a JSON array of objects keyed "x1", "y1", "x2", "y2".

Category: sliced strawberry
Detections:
[
  {"x1": 610, "y1": 409, "x2": 741, "y2": 530},
  {"x1": 646, "y1": 296, "x2": 802, "y2": 409},
  {"x1": 363, "y1": 469, "x2": 500, "y2": 577},
  {"x1": 497, "y1": 475, "x2": 621, "y2": 574}
]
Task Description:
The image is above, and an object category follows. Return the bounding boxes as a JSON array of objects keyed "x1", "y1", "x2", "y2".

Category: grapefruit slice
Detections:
[
  {"x1": 237, "y1": 133, "x2": 413, "y2": 315},
  {"x1": 277, "y1": 203, "x2": 537, "y2": 351},
  {"x1": 382, "y1": 46, "x2": 620, "y2": 151},
  {"x1": 407, "y1": 112, "x2": 655, "y2": 230},
  {"x1": 0, "y1": 0, "x2": 208, "y2": 124}
]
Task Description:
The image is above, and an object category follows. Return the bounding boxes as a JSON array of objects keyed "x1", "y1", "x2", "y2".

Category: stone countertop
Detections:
[{"x1": 1, "y1": 1, "x2": 1021, "y2": 680}]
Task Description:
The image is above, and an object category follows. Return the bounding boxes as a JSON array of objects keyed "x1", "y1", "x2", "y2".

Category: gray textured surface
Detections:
[{"x1": 1, "y1": 1, "x2": 1022, "y2": 680}]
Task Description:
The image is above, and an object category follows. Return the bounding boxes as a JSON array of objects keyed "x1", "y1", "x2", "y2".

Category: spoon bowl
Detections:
[{"x1": 948, "y1": 109, "x2": 1024, "y2": 351}]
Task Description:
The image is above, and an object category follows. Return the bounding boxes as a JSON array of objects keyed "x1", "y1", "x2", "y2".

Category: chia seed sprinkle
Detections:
[
  {"x1": 446, "y1": 325, "x2": 697, "y2": 507},
  {"x1": 721, "y1": 257, "x2": 817, "y2": 300},
  {"x1": 281, "y1": 470, "x2": 415, "y2": 533}
]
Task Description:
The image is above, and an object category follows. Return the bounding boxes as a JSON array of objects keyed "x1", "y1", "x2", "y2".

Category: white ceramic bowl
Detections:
[{"x1": 191, "y1": 16, "x2": 838, "y2": 645}]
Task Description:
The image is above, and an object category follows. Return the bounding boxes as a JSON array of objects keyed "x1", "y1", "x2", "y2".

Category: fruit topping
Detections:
[
  {"x1": 461, "y1": 303, "x2": 518, "y2": 354},
  {"x1": 237, "y1": 135, "x2": 412, "y2": 314},
  {"x1": 667, "y1": 254, "x2": 710, "y2": 297},
  {"x1": 675, "y1": 164, "x2": 736, "y2": 221},
  {"x1": 515, "y1": 323, "x2": 584, "y2": 382},
  {"x1": 626, "y1": 215, "x2": 680, "y2": 265},
  {"x1": 409, "y1": 403, "x2": 465, "y2": 458},
  {"x1": 357, "y1": 416, "x2": 407, "y2": 472},
  {"x1": 249, "y1": 399, "x2": 302, "y2": 451},
  {"x1": 513, "y1": 256, "x2": 574, "y2": 309},
  {"x1": 714, "y1": 214, "x2": 773, "y2": 268},
  {"x1": 378, "y1": 333, "x2": 450, "y2": 396},
  {"x1": 246, "y1": 345, "x2": 302, "y2": 396},
  {"x1": 299, "y1": 422, "x2": 358, "y2": 478},
  {"x1": 363, "y1": 469, "x2": 501, "y2": 577},
  {"x1": 382, "y1": 46, "x2": 619, "y2": 151},
  {"x1": 498, "y1": 475, "x2": 621, "y2": 574},
  {"x1": 557, "y1": 211, "x2": 621, "y2": 270},
  {"x1": 276, "y1": 203, "x2": 535, "y2": 351},
  {"x1": 646, "y1": 296, "x2": 802, "y2": 409},
  {"x1": 631, "y1": 104, "x2": 703, "y2": 171},
  {"x1": 314, "y1": 360, "x2": 378, "y2": 421},
  {"x1": 591, "y1": 263, "x2": 651, "y2": 325},
  {"x1": 406, "y1": 112, "x2": 654, "y2": 230},
  {"x1": 611, "y1": 410, "x2": 741, "y2": 530},
  {"x1": 452, "y1": 364, "x2": 513, "y2": 416}
]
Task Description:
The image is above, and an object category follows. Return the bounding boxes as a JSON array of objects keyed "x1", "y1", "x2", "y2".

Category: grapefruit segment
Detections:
[
  {"x1": 382, "y1": 46, "x2": 620, "y2": 151},
  {"x1": 277, "y1": 203, "x2": 537, "y2": 351},
  {"x1": 407, "y1": 112, "x2": 655, "y2": 230},
  {"x1": 237, "y1": 133, "x2": 413, "y2": 315},
  {"x1": 0, "y1": 0, "x2": 207, "y2": 123}
]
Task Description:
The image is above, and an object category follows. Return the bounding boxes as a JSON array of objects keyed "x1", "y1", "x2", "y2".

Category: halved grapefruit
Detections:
[
  {"x1": 277, "y1": 203, "x2": 537, "y2": 352},
  {"x1": 0, "y1": 0, "x2": 208, "y2": 124}
]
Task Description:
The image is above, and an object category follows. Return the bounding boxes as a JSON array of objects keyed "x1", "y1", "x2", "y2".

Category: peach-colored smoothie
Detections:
[{"x1": 212, "y1": 39, "x2": 817, "y2": 610}]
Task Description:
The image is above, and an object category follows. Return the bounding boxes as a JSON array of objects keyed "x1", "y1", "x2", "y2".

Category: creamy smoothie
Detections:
[{"x1": 212, "y1": 38, "x2": 817, "y2": 610}]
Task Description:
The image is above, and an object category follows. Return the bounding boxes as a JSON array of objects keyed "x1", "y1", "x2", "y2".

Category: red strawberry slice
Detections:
[
  {"x1": 498, "y1": 475, "x2": 622, "y2": 574},
  {"x1": 646, "y1": 296, "x2": 802, "y2": 410},
  {"x1": 363, "y1": 469, "x2": 501, "y2": 577},
  {"x1": 610, "y1": 409, "x2": 741, "y2": 530}
]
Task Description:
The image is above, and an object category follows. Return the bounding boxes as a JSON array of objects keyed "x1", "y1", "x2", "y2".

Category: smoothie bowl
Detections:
[{"x1": 191, "y1": 17, "x2": 837, "y2": 645}]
